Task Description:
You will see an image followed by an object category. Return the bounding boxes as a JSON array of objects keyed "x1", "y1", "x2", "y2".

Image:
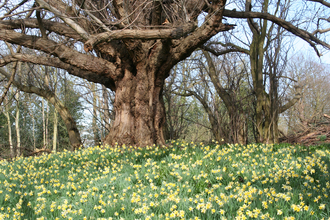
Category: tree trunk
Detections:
[
  {"x1": 53, "y1": 108, "x2": 58, "y2": 152},
  {"x1": 91, "y1": 83, "x2": 100, "y2": 146},
  {"x1": 15, "y1": 62, "x2": 22, "y2": 156},
  {"x1": 104, "y1": 66, "x2": 166, "y2": 147},
  {"x1": 230, "y1": 113, "x2": 246, "y2": 144},
  {"x1": 42, "y1": 99, "x2": 46, "y2": 147},
  {"x1": 202, "y1": 50, "x2": 246, "y2": 144},
  {"x1": 4, "y1": 96, "x2": 13, "y2": 157},
  {"x1": 52, "y1": 70, "x2": 58, "y2": 152},
  {"x1": 102, "y1": 85, "x2": 112, "y2": 132},
  {"x1": 15, "y1": 89, "x2": 21, "y2": 156},
  {"x1": 31, "y1": 104, "x2": 36, "y2": 151}
]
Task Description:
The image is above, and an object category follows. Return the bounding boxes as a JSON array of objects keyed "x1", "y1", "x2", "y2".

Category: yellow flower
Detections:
[
  {"x1": 319, "y1": 204, "x2": 326, "y2": 210},
  {"x1": 277, "y1": 210, "x2": 283, "y2": 215}
]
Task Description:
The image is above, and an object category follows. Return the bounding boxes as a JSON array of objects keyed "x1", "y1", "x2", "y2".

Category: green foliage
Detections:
[
  {"x1": 318, "y1": 135, "x2": 327, "y2": 142},
  {"x1": 1, "y1": 142, "x2": 330, "y2": 219}
]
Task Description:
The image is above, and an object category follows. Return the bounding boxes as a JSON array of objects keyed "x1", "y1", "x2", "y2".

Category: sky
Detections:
[{"x1": 292, "y1": 38, "x2": 330, "y2": 65}]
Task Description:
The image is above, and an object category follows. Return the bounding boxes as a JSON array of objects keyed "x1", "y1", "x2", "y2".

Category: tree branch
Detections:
[
  {"x1": 0, "y1": 54, "x2": 116, "y2": 90},
  {"x1": 0, "y1": 19, "x2": 84, "y2": 41},
  {"x1": 164, "y1": 5, "x2": 234, "y2": 74},
  {"x1": 0, "y1": 0, "x2": 29, "y2": 20},
  {"x1": 312, "y1": 27, "x2": 330, "y2": 35},
  {"x1": 223, "y1": 9, "x2": 330, "y2": 55},
  {"x1": 35, "y1": 0, "x2": 89, "y2": 40},
  {"x1": 280, "y1": 85, "x2": 302, "y2": 113},
  {"x1": 201, "y1": 44, "x2": 249, "y2": 56},
  {"x1": 0, "y1": 29, "x2": 119, "y2": 81},
  {"x1": 36, "y1": 9, "x2": 47, "y2": 39},
  {"x1": 0, "y1": 63, "x2": 18, "y2": 106},
  {"x1": 307, "y1": 0, "x2": 330, "y2": 8},
  {"x1": 84, "y1": 22, "x2": 197, "y2": 52}
]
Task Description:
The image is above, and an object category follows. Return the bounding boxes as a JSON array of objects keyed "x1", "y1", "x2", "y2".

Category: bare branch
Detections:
[
  {"x1": 0, "y1": 19, "x2": 84, "y2": 41},
  {"x1": 84, "y1": 22, "x2": 197, "y2": 52},
  {"x1": 0, "y1": 54, "x2": 116, "y2": 90},
  {"x1": 307, "y1": 0, "x2": 330, "y2": 8},
  {"x1": 0, "y1": 7, "x2": 37, "y2": 20},
  {"x1": 0, "y1": 43, "x2": 22, "y2": 106},
  {"x1": 223, "y1": 9, "x2": 330, "y2": 55},
  {"x1": 36, "y1": 9, "x2": 47, "y2": 39},
  {"x1": 84, "y1": 10, "x2": 111, "y2": 32},
  {"x1": 35, "y1": 0, "x2": 89, "y2": 40},
  {"x1": 201, "y1": 44, "x2": 249, "y2": 56},
  {"x1": 0, "y1": 63, "x2": 18, "y2": 106},
  {"x1": 280, "y1": 85, "x2": 302, "y2": 113},
  {"x1": 0, "y1": 29, "x2": 118, "y2": 80},
  {"x1": 312, "y1": 27, "x2": 330, "y2": 35},
  {"x1": 1, "y1": 0, "x2": 29, "y2": 19}
]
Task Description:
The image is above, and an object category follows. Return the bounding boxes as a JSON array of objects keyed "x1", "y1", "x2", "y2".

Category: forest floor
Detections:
[{"x1": 0, "y1": 141, "x2": 330, "y2": 219}]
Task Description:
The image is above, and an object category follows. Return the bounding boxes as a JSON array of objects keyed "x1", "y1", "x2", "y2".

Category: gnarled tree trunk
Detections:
[{"x1": 104, "y1": 62, "x2": 166, "y2": 146}]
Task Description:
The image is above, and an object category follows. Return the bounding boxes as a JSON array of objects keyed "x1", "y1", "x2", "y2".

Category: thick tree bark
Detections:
[
  {"x1": 102, "y1": 85, "x2": 112, "y2": 133},
  {"x1": 104, "y1": 66, "x2": 166, "y2": 146}
]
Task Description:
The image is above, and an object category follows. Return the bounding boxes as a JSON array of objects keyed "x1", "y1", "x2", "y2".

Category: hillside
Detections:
[{"x1": 0, "y1": 142, "x2": 330, "y2": 219}]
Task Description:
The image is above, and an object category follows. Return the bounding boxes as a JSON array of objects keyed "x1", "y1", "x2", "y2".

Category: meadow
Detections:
[{"x1": 0, "y1": 141, "x2": 329, "y2": 220}]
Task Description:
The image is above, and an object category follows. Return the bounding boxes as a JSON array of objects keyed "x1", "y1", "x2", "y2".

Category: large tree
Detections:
[{"x1": 0, "y1": 0, "x2": 329, "y2": 146}]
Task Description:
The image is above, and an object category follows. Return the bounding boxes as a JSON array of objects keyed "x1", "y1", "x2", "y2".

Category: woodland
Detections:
[{"x1": 0, "y1": 0, "x2": 330, "y2": 158}]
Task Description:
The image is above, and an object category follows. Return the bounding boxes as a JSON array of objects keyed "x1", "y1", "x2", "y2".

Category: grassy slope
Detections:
[{"x1": 0, "y1": 142, "x2": 329, "y2": 220}]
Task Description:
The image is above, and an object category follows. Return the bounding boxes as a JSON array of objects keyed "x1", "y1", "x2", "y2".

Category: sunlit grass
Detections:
[{"x1": 0, "y1": 141, "x2": 330, "y2": 219}]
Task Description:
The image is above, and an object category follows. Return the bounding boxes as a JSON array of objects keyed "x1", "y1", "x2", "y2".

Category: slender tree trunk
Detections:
[
  {"x1": 231, "y1": 113, "x2": 246, "y2": 144},
  {"x1": 15, "y1": 62, "x2": 22, "y2": 155},
  {"x1": 91, "y1": 83, "x2": 100, "y2": 146},
  {"x1": 96, "y1": 91, "x2": 106, "y2": 141},
  {"x1": 42, "y1": 99, "x2": 46, "y2": 147},
  {"x1": 4, "y1": 96, "x2": 13, "y2": 157},
  {"x1": 15, "y1": 90, "x2": 20, "y2": 156},
  {"x1": 202, "y1": 50, "x2": 246, "y2": 144},
  {"x1": 31, "y1": 107, "x2": 36, "y2": 151},
  {"x1": 46, "y1": 103, "x2": 49, "y2": 146},
  {"x1": 52, "y1": 73, "x2": 58, "y2": 152},
  {"x1": 53, "y1": 108, "x2": 58, "y2": 152}
]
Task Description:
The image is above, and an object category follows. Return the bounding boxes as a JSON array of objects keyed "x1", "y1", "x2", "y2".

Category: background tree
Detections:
[
  {"x1": 284, "y1": 55, "x2": 330, "y2": 140},
  {"x1": 163, "y1": 68, "x2": 192, "y2": 141},
  {"x1": 0, "y1": 56, "x2": 84, "y2": 156},
  {"x1": 203, "y1": 0, "x2": 305, "y2": 143},
  {"x1": 171, "y1": 50, "x2": 254, "y2": 144}
]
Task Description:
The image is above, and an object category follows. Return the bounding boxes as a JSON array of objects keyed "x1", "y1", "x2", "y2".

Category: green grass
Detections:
[{"x1": 0, "y1": 141, "x2": 330, "y2": 220}]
